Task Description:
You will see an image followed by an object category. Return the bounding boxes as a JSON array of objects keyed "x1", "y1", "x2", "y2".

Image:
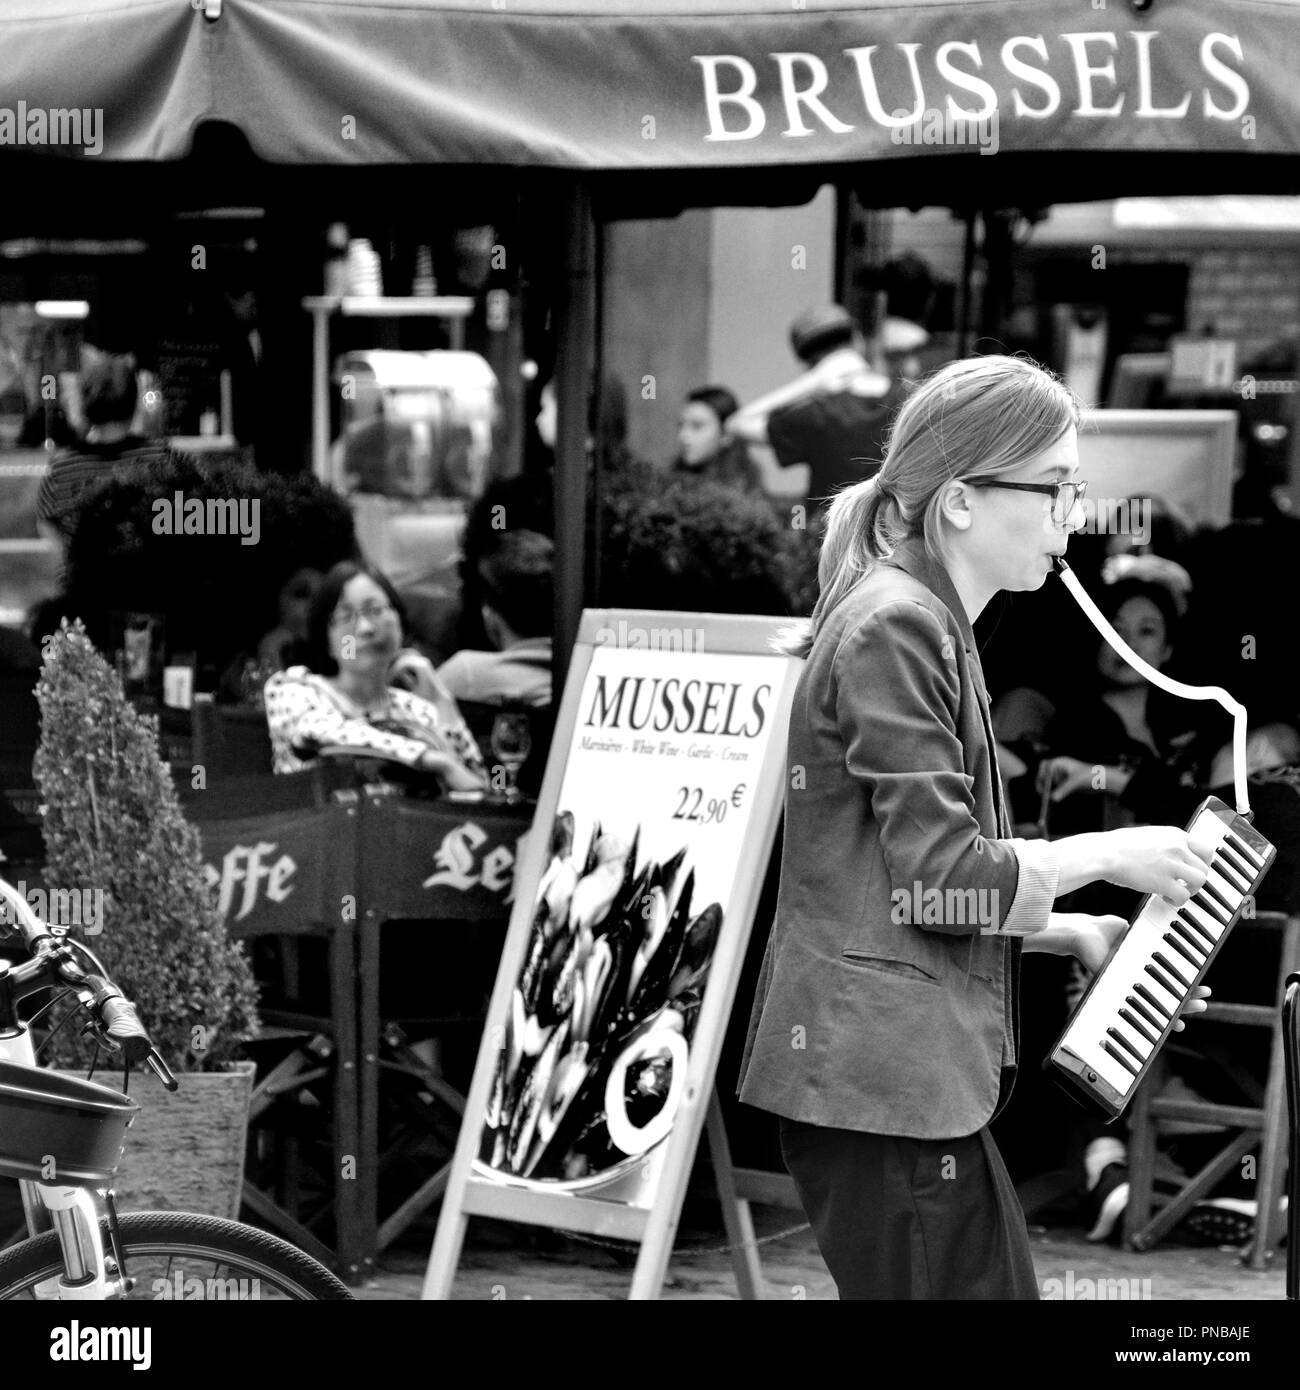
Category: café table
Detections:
[
  {"x1": 351, "y1": 784, "x2": 535, "y2": 1272},
  {"x1": 187, "y1": 766, "x2": 534, "y2": 1282}
]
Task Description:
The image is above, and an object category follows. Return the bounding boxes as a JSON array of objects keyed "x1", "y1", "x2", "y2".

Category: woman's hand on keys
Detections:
[
  {"x1": 1174, "y1": 985, "x2": 1212, "y2": 1029},
  {"x1": 1103, "y1": 825, "x2": 1213, "y2": 907},
  {"x1": 1065, "y1": 914, "x2": 1211, "y2": 1030}
]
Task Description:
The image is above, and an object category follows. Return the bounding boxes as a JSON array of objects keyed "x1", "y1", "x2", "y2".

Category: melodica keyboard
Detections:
[{"x1": 1048, "y1": 796, "x2": 1275, "y2": 1120}]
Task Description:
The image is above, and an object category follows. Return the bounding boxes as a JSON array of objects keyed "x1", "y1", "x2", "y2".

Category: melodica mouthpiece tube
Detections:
[{"x1": 1051, "y1": 557, "x2": 1251, "y2": 818}]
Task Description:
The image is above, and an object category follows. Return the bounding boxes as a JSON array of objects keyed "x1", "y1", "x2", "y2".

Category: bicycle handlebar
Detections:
[
  {"x1": 88, "y1": 988, "x2": 154, "y2": 1066},
  {"x1": 0, "y1": 877, "x2": 55, "y2": 953},
  {"x1": 0, "y1": 878, "x2": 175, "y2": 1088}
]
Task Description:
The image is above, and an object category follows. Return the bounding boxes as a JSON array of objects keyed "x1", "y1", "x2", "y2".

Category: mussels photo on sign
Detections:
[
  {"x1": 469, "y1": 630, "x2": 794, "y2": 1196},
  {"x1": 482, "y1": 811, "x2": 723, "y2": 1183}
]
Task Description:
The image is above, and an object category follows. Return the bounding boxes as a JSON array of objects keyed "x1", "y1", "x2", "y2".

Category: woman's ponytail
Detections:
[{"x1": 776, "y1": 475, "x2": 902, "y2": 657}]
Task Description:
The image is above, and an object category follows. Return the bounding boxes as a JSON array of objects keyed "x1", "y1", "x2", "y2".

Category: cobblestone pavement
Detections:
[{"x1": 353, "y1": 1208, "x2": 1287, "y2": 1301}]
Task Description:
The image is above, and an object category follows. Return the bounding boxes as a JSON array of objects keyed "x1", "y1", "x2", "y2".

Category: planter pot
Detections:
[{"x1": 61, "y1": 1061, "x2": 255, "y2": 1219}]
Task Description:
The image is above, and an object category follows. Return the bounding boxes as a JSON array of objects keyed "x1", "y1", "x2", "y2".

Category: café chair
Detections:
[
  {"x1": 351, "y1": 777, "x2": 530, "y2": 1265},
  {"x1": 190, "y1": 698, "x2": 274, "y2": 778},
  {"x1": 1125, "y1": 910, "x2": 1300, "y2": 1266},
  {"x1": 180, "y1": 765, "x2": 366, "y2": 1279}
]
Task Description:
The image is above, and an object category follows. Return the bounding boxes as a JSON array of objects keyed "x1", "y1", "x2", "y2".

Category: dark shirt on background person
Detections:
[
  {"x1": 1001, "y1": 574, "x2": 1224, "y2": 841},
  {"x1": 456, "y1": 466, "x2": 555, "y2": 652},
  {"x1": 439, "y1": 531, "x2": 553, "y2": 708},
  {"x1": 1030, "y1": 685, "x2": 1221, "y2": 838},
  {"x1": 35, "y1": 349, "x2": 171, "y2": 544},
  {"x1": 1002, "y1": 631, "x2": 1222, "y2": 931},
  {"x1": 37, "y1": 435, "x2": 172, "y2": 541},
  {"x1": 726, "y1": 304, "x2": 896, "y2": 512},
  {"x1": 766, "y1": 385, "x2": 897, "y2": 508}
]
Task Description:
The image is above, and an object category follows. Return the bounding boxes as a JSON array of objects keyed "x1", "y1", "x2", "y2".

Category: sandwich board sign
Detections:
[{"x1": 423, "y1": 609, "x2": 800, "y2": 1299}]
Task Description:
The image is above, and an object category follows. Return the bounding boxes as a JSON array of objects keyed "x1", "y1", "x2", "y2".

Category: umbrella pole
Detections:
[
  {"x1": 957, "y1": 208, "x2": 977, "y2": 358},
  {"x1": 590, "y1": 215, "x2": 606, "y2": 608},
  {"x1": 554, "y1": 177, "x2": 597, "y2": 697}
]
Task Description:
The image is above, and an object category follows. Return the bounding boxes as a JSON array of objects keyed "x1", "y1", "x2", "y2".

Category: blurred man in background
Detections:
[
  {"x1": 438, "y1": 530, "x2": 553, "y2": 708},
  {"x1": 727, "y1": 304, "x2": 921, "y2": 517}
]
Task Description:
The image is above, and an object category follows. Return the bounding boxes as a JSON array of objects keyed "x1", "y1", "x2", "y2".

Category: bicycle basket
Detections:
[{"x1": 0, "y1": 1062, "x2": 139, "y2": 1184}]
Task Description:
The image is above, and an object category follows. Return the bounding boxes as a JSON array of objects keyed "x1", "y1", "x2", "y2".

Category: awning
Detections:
[{"x1": 3, "y1": 0, "x2": 1300, "y2": 171}]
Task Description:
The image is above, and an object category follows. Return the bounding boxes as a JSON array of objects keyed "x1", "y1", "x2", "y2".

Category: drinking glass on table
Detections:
[
  {"x1": 490, "y1": 711, "x2": 532, "y2": 803},
  {"x1": 239, "y1": 656, "x2": 279, "y2": 710}
]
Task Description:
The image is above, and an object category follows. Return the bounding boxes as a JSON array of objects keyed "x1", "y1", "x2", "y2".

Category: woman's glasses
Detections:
[
  {"x1": 964, "y1": 478, "x2": 1088, "y2": 528},
  {"x1": 329, "y1": 601, "x2": 395, "y2": 630}
]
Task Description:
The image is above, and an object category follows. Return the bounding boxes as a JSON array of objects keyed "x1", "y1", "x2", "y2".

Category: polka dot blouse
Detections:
[{"x1": 264, "y1": 666, "x2": 485, "y2": 778}]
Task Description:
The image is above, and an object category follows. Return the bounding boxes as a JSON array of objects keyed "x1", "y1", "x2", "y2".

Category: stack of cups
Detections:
[
  {"x1": 412, "y1": 245, "x2": 437, "y2": 297},
  {"x1": 346, "y1": 239, "x2": 383, "y2": 297}
]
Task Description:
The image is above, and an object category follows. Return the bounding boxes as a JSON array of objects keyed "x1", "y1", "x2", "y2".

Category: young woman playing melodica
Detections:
[{"x1": 738, "y1": 355, "x2": 1213, "y2": 1300}]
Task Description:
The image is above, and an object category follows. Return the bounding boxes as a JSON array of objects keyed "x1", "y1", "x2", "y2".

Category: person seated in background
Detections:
[
  {"x1": 995, "y1": 573, "x2": 1224, "y2": 1241},
  {"x1": 1206, "y1": 720, "x2": 1300, "y2": 795},
  {"x1": 1100, "y1": 492, "x2": 1194, "y2": 565},
  {"x1": 1098, "y1": 494, "x2": 1195, "y2": 609},
  {"x1": 257, "y1": 566, "x2": 324, "y2": 671},
  {"x1": 997, "y1": 575, "x2": 1218, "y2": 838},
  {"x1": 437, "y1": 531, "x2": 553, "y2": 707},
  {"x1": 263, "y1": 560, "x2": 486, "y2": 790},
  {"x1": 981, "y1": 493, "x2": 1195, "y2": 728},
  {"x1": 672, "y1": 387, "x2": 760, "y2": 492},
  {"x1": 35, "y1": 347, "x2": 171, "y2": 559}
]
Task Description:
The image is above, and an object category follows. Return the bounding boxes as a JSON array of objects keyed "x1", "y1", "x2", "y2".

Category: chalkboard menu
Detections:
[{"x1": 156, "y1": 334, "x2": 225, "y2": 437}]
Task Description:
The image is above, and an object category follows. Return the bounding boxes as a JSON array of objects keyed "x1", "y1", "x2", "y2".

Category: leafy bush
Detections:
[
  {"x1": 599, "y1": 464, "x2": 811, "y2": 616},
  {"x1": 59, "y1": 451, "x2": 356, "y2": 681},
  {"x1": 32, "y1": 620, "x2": 260, "y2": 1071},
  {"x1": 773, "y1": 520, "x2": 820, "y2": 619}
]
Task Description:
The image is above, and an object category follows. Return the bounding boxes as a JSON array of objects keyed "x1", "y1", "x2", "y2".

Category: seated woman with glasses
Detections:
[
  {"x1": 991, "y1": 572, "x2": 1222, "y2": 1239},
  {"x1": 263, "y1": 560, "x2": 487, "y2": 791},
  {"x1": 999, "y1": 574, "x2": 1218, "y2": 840}
]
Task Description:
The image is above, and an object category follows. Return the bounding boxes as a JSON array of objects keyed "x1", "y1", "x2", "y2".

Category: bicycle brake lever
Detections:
[{"x1": 147, "y1": 1049, "x2": 179, "y2": 1092}]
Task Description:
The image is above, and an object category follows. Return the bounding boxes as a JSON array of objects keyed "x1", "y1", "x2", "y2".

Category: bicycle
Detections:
[{"x1": 0, "y1": 877, "x2": 351, "y2": 1300}]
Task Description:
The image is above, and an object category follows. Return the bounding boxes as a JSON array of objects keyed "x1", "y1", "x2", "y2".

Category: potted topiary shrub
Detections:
[{"x1": 32, "y1": 619, "x2": 261, "y2": 1218}]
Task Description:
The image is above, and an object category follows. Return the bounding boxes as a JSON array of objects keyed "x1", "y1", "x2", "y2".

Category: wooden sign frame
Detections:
[{"x1": 423, "y1": 609, "x2": 801, "y2": 1300}]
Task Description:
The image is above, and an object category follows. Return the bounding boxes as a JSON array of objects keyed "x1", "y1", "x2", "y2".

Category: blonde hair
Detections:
[{"x1": 779, "y1": 355, "x2": 1081, "y2": 658}]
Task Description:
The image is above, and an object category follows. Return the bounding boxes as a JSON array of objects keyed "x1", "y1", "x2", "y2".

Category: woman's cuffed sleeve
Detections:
[{"x1": 994, "y1": 837, "x2": 1061, "y2": 937}]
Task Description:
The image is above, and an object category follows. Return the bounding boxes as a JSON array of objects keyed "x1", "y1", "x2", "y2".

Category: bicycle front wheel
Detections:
[{"x1": 0, "y1": 1211, "x2": 352, "y2": 1301}]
